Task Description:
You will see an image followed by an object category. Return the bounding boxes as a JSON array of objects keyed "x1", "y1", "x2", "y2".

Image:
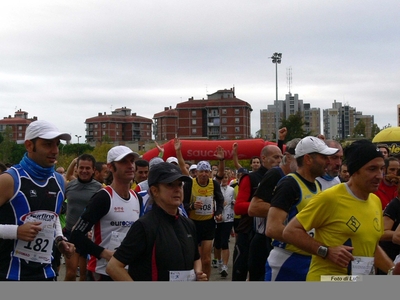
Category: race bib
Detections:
[
  {"x1": 14, "y1": 210, "x2": 57, "y2": 264},
  {"x1": 351, "y1": 256, "x2": 375, "y2": 275},
  {"x1": 169, "y1": 269, "x2": 196, "y2": 281},
  {"x1": 108, "y1": 231, "x2": 127, "y2": 250},
  {"x1": 195, "y1": 196, "x2": 213, "y2": 216}
]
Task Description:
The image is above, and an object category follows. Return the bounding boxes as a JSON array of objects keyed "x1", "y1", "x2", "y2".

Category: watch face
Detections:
[{"x1": 318, "y1": 246, "x2": 327, "y2": 258}]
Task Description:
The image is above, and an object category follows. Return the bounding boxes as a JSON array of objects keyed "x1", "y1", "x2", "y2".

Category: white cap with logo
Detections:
[
  {"x1": 294, "y1": 136, "x2": 339, "y2": 158},
  {"x1": 107, "y1": 146, "x2": 139, "y2": 163},
  {"x1": 166, "y1": 157, "x2": 179, "y2": 164},
  {"x1": 25, "y1": 120, "x2": 71, "y2": 141}
]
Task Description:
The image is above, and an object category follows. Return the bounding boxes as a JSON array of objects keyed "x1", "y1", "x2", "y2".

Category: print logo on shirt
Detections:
[
  {"x1": 346, "y1": 216, "x2": 360, "y2": 232},
  {"x1": 30, "y1": 190, "x2": 37, "y2": 197},
  {"x1": 114, "y1": 207, "x2": 124, "y2": 212}
]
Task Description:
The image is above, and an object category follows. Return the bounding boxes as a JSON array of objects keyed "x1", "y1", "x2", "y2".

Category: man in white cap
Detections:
[
  {"x1": 189, "y1": 164, "x2": 197, "y2": 178},
  {"x1": 183, "y1": 160, "x2": 224, "y2": 280},
  {"x1": 166, "y1": 156, "x2": 179, "y2": 165},
  {"x1": 70, "y1": 145, "x2": 143, "y2": 281},
  {"x1": 265, "y1": 136, "x2": 339, "y2": 281},
  {"x1": 0, "y1": 120, "x2": 75, "y2": 281}
]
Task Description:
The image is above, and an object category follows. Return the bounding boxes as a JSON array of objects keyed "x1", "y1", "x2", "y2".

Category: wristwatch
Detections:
[
  {"x1": 317, "y1": 245, "x2": 329, "y2": 258},
  {"x1": 55, "y1": 236, "x2": 68, "y2": 247},
  {"x1": 387, "y1": 266, "x2": 395, "y2": 275}
]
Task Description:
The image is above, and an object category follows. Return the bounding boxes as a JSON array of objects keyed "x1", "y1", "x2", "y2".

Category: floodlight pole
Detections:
[{"x1": 270, "y1": 52, "x2": 282, "y2": 143}]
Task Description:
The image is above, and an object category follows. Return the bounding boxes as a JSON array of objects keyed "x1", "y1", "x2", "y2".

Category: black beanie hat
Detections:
[{"x1": 344, "y1": 139, "x2": 384, "y2": 176}]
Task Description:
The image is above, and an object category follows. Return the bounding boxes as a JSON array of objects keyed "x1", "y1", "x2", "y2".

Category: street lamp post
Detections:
[
  {"x1": 270, "y1": 52, "x2": 282, "y2": 143},
  {"x1": 75, "y1": 135, "x2": 81, "y2": 144}
]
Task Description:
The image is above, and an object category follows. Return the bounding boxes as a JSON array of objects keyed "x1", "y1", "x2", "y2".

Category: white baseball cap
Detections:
[
  {"x1": 166, "y1": 156, "x2": 179, "y2": 164},
  {"x1": 294, "y1": 136, "x2": 339, "y2": 158},
  {"x1": 25, "y1": 120, "x2": 71, "y2": 141},
  {"x1": 189, "y1": 164, "x2": 197, "y2": 171},
  {"x1": 107, "y1": 146, "x2": 139, "y2": 163}
]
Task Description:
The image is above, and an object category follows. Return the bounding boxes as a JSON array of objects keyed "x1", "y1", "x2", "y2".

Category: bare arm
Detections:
[
  {"x1": 232, "y1": 143, "x2": 242, "y2": 170},
  {"x1": 380, "y1": 216, "x2": 396, "y2": 242},
  {"x1": 392, "y1": 223, "x2": 400, "y2": 245},
  {"x1": 214, "y1": 145, "x2": 225, "y2": 183},
  {"x1": 174, "y1": 138, "x2": 189, "y2": 176},
  {"x1": 283, "y1": 217, "x2": 354, "y2": 269},
  {"x1": 374, "y1": 245, "x2": 395, "y2": 274},
  {"x1": 154, "y1": 141, "x2": 165, "y2": 159},
  {"x1": 248, "y1": 196, "x2": 270, "y2": 217},
  {"x1": 65, "y1": 157, "x2": 78, "y2": 181},
  {"x1": 106, "y1": 256, "x2": 133, "y2": 281},
  {"x1": 265, "y1": 206, "x2": 288, "y2": 241},
  {"x1": 0, "y1": 173, "x2": 14, "y2": 207}
]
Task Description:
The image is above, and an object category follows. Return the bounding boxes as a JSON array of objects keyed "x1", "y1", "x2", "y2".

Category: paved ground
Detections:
[{"x1": 57, "y1": 238, "x2": 236, "y2": 281}]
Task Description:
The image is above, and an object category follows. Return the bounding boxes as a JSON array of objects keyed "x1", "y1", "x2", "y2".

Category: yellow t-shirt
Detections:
[
  {"x1": 296, "y1": 183, "x2": 383, "y2": 281},
  {"x1": 189, "y1": 178, "x2": 215, "y2": 221}
]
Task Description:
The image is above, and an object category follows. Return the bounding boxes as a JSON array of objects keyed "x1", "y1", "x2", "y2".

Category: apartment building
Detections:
[
  {"x1": 0, "y1": 110, "x2": 37, "y2": 144},
  {"x1": 85, "y1": 107, "x2": 153, "y2": 144},
  {"x1": 153, "y1": 88, "x2": 253, "y2": 141}
]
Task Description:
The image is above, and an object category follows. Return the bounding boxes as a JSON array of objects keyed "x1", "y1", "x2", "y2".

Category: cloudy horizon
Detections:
[{"x1": 1, "y1": 1, "x2": 398, "y2": 143}]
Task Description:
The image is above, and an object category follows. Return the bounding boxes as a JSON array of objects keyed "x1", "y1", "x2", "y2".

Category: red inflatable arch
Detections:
[{"x1": 142, "y1": 139, "x2": 284, "y2": 162}]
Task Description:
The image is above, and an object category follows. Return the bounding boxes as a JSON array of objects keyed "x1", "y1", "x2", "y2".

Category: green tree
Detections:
[
  {"x1": 9, "y1": 143, "x2": 26, "y2": 164},
  {"x1": 279, "y1": 112, "x2": 311, "y2": 142},
  {"x1": 352, "y1": 120, "x2": 366, "y2": 138},
  {"x1": 0, "y1": 127, "x2": 15, "y2": 163},
  {"x1": 371, "y1": 124, "x2": 380, "y2": 138},
  {"x1": 255, "y1": 129, "x2": 264, "y2": 139},
  {"x1": 90, "y1": 141, "x2": 113, "y2": 163}
]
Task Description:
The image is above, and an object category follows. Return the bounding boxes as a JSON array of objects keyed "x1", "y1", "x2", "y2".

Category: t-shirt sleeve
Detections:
[{"x1": 113, "y1": 221, "x2": 147, "y2": 266}]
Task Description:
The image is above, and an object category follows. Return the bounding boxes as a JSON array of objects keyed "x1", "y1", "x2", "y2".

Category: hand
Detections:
[
  {"x1": 58, "y1": 241, "x2": 76, "y2": 259},
  {"x1": 17, "y1": 221, "x2": 42, "y2": 241},
  {"x1": 326, "y1": 245, "x2": 354, "y2": 268},
  {"x1": 193, "y1": 200, "x2": 203, "y2": 210},
  {"x1": 214, "y1": 214, "x2": 223, "y2": 222},
  {"x1": 393, "y1": 262, "x2": 400, "y2": 275},
  {"x1": 278, "y1": 127, "x2": 287, "y2": 140},
  {"x1": 154, "y1": 141, "x2": 164, "y2": 154},
  {"x1": 214, "y1": 145, "x2": 225, "y2": 160},
  {"x1": 232, "y1": 142, "x2": 238, "y2": 153},
  {"x1": 174, "y1": 137, "x2": 182, "y2": 152},
  {"x1": 196, "y1": 271, "x2": 208, "y2": 281},
  {"x1": 100, "y1": 248, "x2": 115, "y2": 261}
]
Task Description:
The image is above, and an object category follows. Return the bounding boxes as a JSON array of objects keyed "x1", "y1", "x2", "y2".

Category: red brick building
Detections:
[
  {"x1": 0, "y1": 110, "x2": 37, "y2": 144},
  {"x1": 153, "y1": 88, "x2": 253, "y2": 141},
  {"x1": 85, "y1": 107, "x2": 153, "y2": 144}
]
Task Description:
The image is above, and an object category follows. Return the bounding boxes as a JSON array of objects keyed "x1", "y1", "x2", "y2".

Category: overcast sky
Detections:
[{"x1": 1, "y1": 0, "x2": 398, "y2": 143}]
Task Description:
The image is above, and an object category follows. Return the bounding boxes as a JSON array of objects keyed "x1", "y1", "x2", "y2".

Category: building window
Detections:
[
  {"x1": 222, "y1": 127, "x2": 227, "y2": 132},
  {"x1": 94, "y1": 124, "x2": 98, "y2": 129},
  {"x1": 235, "y1": 127, "x2": 240, "y2": 132},
  {"x1": 102, "y1": 124, "x2": 106, "y2": 128},
  {"x1": 192, "y1": 110, "x2": 197, "y2": 116},
  {"x1": 94, "y1": 131, "x2": 97, "y2": 136},
  {"x1": 192, "y1": 128, "x2": 197, "y2": 134},
  {"x1": 18, "y1": 133, "x2": 22, "y2": 137},
  {"x1": 103, "y1": 131, "x2": 106, "y2": 135},
  {"x1": 192, "y1": 119, "x2": 197, "y2": 125},
  {"x1": 221, "y1": 109, "x2": 227, "y2": 115},
  {"x1": 235, "y1": 118, "x2": 240, "y2": 123},
  {"x1": 222, "y1": 118, "x2": 227, "y2": 124},
  {"x1": 116, "y1": 132, "x2": 119, "y2": 135},
  {"x1": 235, "y1": 109, "x2": 239, "y2": 114},
  {"x1": 18, "y1": 126, "x2": 22, "y2": 130},
  {"x1": 116, "y1": 124, "x2": 119, "y2": 128}
]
